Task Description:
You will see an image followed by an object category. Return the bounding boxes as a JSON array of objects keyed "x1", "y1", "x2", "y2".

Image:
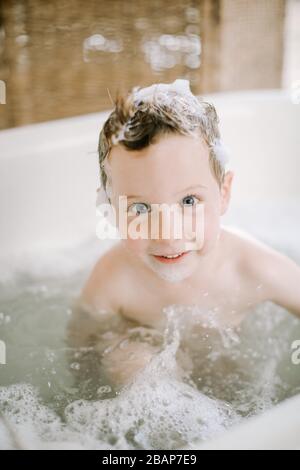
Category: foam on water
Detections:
[
  {"x1": 0, "y1": 277, "x2": 299, "y2": 450},
  {"x1": 0, "y1": 290, "x2": 242, "y2": 449}
]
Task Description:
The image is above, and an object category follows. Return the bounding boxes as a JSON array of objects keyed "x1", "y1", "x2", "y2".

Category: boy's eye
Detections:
[
  {"x1": 128, "y1": 202, "x2": 151, "y2": 216},
  {"x1": 181, "y1": 194, "x2": 201, "y2": 207}
]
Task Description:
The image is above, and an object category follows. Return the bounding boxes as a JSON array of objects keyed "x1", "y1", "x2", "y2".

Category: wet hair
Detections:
[{"x1": 98, "y1": 81, "x2": 228, "y2": 201}]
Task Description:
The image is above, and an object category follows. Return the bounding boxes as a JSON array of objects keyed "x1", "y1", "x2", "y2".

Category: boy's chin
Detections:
[{"x1": 140, "y1": 253, "x2": 198, "y2": 283}]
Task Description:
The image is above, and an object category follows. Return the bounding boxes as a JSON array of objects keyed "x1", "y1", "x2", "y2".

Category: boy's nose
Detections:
[{"x1": 150, "y1": 206, "x2": 184, "y2": 242}]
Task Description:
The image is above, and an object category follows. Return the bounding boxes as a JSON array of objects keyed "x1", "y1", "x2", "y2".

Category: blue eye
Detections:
[
  {"x1": 128, "y1": 202, "x2": 150, "y2": 216},
  {"x1": 182, "y1": 195, "x2": 200, "y2": 207}
]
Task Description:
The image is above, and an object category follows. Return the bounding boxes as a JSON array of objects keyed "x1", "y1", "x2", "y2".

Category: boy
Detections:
[{"x1": 67, "y1": 79, "x2": 300, "y2": 388}]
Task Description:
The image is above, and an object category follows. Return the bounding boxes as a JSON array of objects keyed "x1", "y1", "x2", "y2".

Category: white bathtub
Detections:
[{"x1": 0, "y1": 89, "x2": 299, "y2": 450}]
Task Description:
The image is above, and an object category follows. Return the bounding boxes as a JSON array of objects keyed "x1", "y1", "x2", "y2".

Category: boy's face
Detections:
[{"x1": 107, "y1": 133, "x2": 233, "y2": 283}]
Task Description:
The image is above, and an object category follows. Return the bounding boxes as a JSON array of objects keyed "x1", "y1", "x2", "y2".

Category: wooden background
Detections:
[{"x1": 0, "y1": 0, "x2": 288, "y2": 129}]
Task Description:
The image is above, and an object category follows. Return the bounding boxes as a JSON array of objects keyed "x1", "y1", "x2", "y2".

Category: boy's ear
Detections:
[{"x1": 220, "y1": 170, "x2": 234, "y2": 215}]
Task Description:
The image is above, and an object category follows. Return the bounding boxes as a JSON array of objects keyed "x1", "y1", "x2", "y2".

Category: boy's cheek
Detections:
[
  {"x1": 200, "y1": 208, "x2": 221, "y2": 250},
  {"x1": 122, "y1": 238, "x2": 149, "y2": 256}
]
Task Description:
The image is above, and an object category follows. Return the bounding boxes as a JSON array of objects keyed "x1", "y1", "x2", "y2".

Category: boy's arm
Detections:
[
  {"x1": 258, "y1": 249, "x2": 300, "y2": 318},
  {"x1": 67, "y1": 298, "x2": 160, "y2": 389},
  {"x1": 66, "y1": 256, "x2": 160, "y2": 388},
  {"x1": 66, "y1": 253, "x2": 122, "y2": 349}
]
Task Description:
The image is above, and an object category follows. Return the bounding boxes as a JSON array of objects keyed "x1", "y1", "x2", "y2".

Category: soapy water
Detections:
[
  {"x1": 0, "y1": 260, "x2": 299, "y2": 449},
  {"x1": 1, "y1": 204, "x2": 300, "y2": 450}
]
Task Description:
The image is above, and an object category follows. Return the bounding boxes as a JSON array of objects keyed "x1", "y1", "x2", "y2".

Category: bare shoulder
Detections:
[
  {"x1": 79, "y1": 241, "x2": 129, "y2": 315},
  {"x1": 222, "y1": 225, "x2": 283, "y2": 271},
  {"x1": 221, "y1": 225, "x2": 299, "y2": 299},
  {"x1": 222, "y1": 224, "x2": 278, "y2": 258},
  {"x1": 67, "y1": 242, "x2": 132, "y2": 348}
]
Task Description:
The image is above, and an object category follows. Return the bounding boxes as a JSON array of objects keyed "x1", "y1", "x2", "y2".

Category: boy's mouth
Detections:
[{"x1": 151, "y1": 251, "x2": 190, "y2": 264}]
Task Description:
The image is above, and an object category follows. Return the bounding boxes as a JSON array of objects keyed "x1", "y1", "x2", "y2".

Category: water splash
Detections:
[{"x1": 0, "y1": 237, "x2": 299, "y2": 450}]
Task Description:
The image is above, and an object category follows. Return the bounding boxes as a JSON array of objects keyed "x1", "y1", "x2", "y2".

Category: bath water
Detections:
[{"x1": 0, "y1": 203, "x2": 300, "y2": 450}]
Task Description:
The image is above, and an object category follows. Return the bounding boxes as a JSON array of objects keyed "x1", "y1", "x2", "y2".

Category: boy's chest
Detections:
[{"x1": 118, "y1": 278, "x2": 256, "y2": 330}]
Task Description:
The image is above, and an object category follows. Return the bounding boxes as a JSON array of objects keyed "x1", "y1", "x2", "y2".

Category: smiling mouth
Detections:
[{"x1": 151, "y1": 251, "x2": 190, "y2": 264}]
